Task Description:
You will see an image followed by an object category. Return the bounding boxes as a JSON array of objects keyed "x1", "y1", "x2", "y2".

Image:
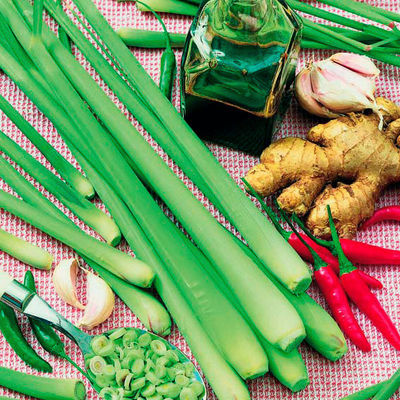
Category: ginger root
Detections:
[{"x1": 245, "y1": 97, "x2": 400, "y2": 238}]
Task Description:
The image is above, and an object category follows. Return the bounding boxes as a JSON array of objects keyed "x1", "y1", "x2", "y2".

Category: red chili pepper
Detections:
[
  {"x1": 278, "y1": 205, "x2": 371, "y2": 352},
  {"x1": 287, "y1": 233, "x2": 382, "y2": 289},
  {"x1": 328, "y1": 206, "x2": 400, "y2": 350},
  {"x1": 340, "y1": 271, "x2": 400, "y2": 350},
  {"x1": 293, "y1": 213, "x2": 400, "y2": 266},
  {"x1": 313, "y1": 263, "x2": 371, "y2": 352},
  {"x1": 362, "y1": 206, "x2": 400, "y2": 230},
  {"x1": 340, "y1": 238, "x2": 400, "y2": 266}
]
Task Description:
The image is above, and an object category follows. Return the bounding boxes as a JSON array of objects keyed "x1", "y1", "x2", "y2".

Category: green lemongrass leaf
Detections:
[
  {"x1": 287, "y1": 0, "x2": 397, "y2": 41},
  {"x1": 340, "y1": 381, "x2": 386, "y2": 400},
  {"x1": 0, "y1": 131, "x2": 120, "y2": 246},
  {"x1": 301, "y1": 18, "x2": 369, "y2": 51},
  {"x1": 372, "y1": 368, "x2": 400, "y2": 400},
  {"x1": 0, "y1": 227, "x2": 53, "y2": 269},
  {"x1": 366, "y1": 36, "x2": 400, "y2": 50},
  {"x1": 0, "y1": 94, "x2": 94, "y2": 199},
  {"x1": 33, "y1": 0, "x2": 44, "y2": 37},
  {"x1": 302, "y1": 24, "x2": 400, "y2": 66},
  {"x1": 317, "y1": 0, "x2": 400, "y2": 28}
]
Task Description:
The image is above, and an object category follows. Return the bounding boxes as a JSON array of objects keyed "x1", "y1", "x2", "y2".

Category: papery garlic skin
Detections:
[
  {"x1": 295, "y1": 67, "x2": 340, "y2": 118},
  {"x1": 78, "y1": 271, "x2": 115, "y2": 330},
  {"x1": 330, "y1": 53, "x2": 380, "y2": 78},
  {"x1": 52, "y1": 258, "x2": 85, "y2": 310},
  {"x1": 295, "y1": 53, "x2": 380, "y2": 119}
]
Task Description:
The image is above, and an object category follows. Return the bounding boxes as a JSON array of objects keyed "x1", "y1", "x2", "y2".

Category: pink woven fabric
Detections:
[{"x1": 0, "y1": 0, "x2": 400, "y2": 399}]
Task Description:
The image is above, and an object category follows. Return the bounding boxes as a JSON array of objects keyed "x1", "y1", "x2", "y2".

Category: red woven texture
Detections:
[{"x1": 1, "y1": 0, "x2": 400, "y2": 399}]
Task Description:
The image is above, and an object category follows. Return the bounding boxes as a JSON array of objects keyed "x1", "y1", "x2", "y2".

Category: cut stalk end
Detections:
[
  {"x1": 289, "y1": 274, "x2": 312, "y2": 295},
  {"x1": 277, "y1": 328, "x2": 306, "y2": 353},
  {"x1": 290, "y1": 377, "x2": 311, "y2": 393},
  {"x1": 73, "y1": 176, "x2": 96, "y2": 200}
]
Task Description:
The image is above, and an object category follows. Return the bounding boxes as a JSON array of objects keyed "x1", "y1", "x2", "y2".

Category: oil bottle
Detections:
[{"x1": 180, "y1": 0, "x2": 302, "y2": 155}]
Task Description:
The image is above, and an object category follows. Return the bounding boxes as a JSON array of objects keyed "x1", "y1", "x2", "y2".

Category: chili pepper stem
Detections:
[{"x1": 242, "y1": 179, "x2": 291, "y2": 241}]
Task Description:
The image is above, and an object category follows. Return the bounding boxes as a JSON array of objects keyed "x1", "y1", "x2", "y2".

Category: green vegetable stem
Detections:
[
  {"x1": 117, "y1": 28, "x2": 186, "y2": 48},
  {"x1": 0, "y1": 366, "x2": 86, "y2": 400},
  {"x1": 0, "y1": 228, "x2": 53, "y2": 270},
  {"x1": 0, "y1": 94, "x2": 94, "y2": 199}
]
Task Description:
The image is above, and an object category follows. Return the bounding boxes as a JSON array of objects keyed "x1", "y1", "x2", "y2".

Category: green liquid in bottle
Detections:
[{"x1": 181, "y1": 0, "x2": 302, "y2": 155}]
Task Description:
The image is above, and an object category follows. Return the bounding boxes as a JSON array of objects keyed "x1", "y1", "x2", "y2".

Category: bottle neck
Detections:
[{"x1": 218, "y1": 0, "x2": 273, "y2": 32}]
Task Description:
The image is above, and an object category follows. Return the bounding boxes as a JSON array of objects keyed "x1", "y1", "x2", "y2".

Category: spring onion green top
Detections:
[{"x1": 86, "y1": 328, "x2": 205, "y2": 400}]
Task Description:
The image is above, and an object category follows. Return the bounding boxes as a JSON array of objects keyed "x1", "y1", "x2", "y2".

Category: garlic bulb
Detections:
[
  {"x1": 52, "y1": 258, "x2": 85, "y2": 310},
  {"x1": 78, "y1": 271, "x2": 115, "y2": 330},
  {"x1": 295, "y1": 53, "x2": 380, "y2": 119}
]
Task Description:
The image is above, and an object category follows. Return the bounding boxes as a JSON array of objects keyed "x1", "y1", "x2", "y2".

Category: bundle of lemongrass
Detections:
[
  {"x1": 0, "y1": 0, "x2": 349, "y2": 398},
  {"x1": 131, "y1": 0, "x2": 400, "y2": 66}
]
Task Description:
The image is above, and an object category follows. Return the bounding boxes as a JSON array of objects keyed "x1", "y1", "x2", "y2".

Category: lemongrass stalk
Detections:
[
  {"x1": 75, "y1": 151, "x2": 268, "y2": 379},
  {"x1": 0, "y1": 131, "x2": 120, "y2": 246},
  {"x1": 0, "y1": 366, "x2": 86, "y2": 400},
  {"x1": 301, "y1": 18, "x2": 368, "y2": 51},
  {"x1": 0, "y1": 15, "x2": 269, "y2": 378},
  {"x1": 303, "y1": 24, "x2": 400, "y2": 66},
  {"x1": 63, "y1": 0, "x2": 313, "y2": 294},
  {"x1": 342, "y1": 0, "x2": 400, "y2": 24},
  {"x1": 317, "y1": 0, "x2": 399, "y2": 27},
  {"x1": 0, "y1": 13, "x2": 55, "y2": 97},
  {"x1": 373, "y1": 368, "x2": 400, "y2": 400},
  {"x1": 301, "y1": 38, "x2": 400, "y2": 53},
  {"x1": 0, "y1": 144, "x2": 169, "y2": 336},
  {"x1": 0, "y1": 190, "x2": 154, "y2": 288},
  {"x1": 117, "y1": 27, "x2": 186, "y2": 48},
  {"x1": 287, "y1": 0, "x2": 397, "y2": 41},
  {"x1": 72, "y1": 161, "x2": 172, "y2": 336},
  {"x1": 0, "y1": 227, "x2": 53, "y2": 270},
  {"x1": 0, "y1": 95, "x2": 94, "y2": 199},
  {"x1": 184, "y1": 233, "x2": 308, "y2": 391},
  {"x1": 261, "y1": 339, "x2": 309, "y2": 392},
  {"x1": 323, "y1": 25, "x2": 383, "y2": 42},
  {"x1": 8, "y1": 0, "x2": 306, "y2": 352},
  {"x1": 70, "y1": 163, "x2": 251, "y2": 400},
  {"x1": 341, "y1": 381, "x2": 387, "y2": 400},
  {"x1": 35, "y1": 106, "x2": 251, "y2": 398},
  {"x1": 136, "y1": 0, "x2": 198, "y2": 15},
  {"x1": 57, "y1": 0, "x2": 71, "y2": 51}
]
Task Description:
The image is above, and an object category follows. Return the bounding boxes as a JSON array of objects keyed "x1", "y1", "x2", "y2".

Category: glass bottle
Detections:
[{"x1": 180, "y1": 0, "x2": 302, "y2": 155}]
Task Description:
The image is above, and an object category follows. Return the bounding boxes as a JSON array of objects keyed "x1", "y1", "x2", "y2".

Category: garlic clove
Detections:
[
  {"x1": 294, "y1": 67, "x2": 340, "y2": 118},
  {"x1": 330, "y1": 52, "x2": 380, "y2": 78},
  {"x1": 78, "y1": 271, "x2": 115, "y2": 330},
  {"x1": 316, "y1": 59, "x2": 376, "y2": 101},
  {"x1": 310, "y1": 63, "x2": 375, "y2": 114},
  {"x1": 52, "y1": 258, "x2": 85, "y2": 310}
]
